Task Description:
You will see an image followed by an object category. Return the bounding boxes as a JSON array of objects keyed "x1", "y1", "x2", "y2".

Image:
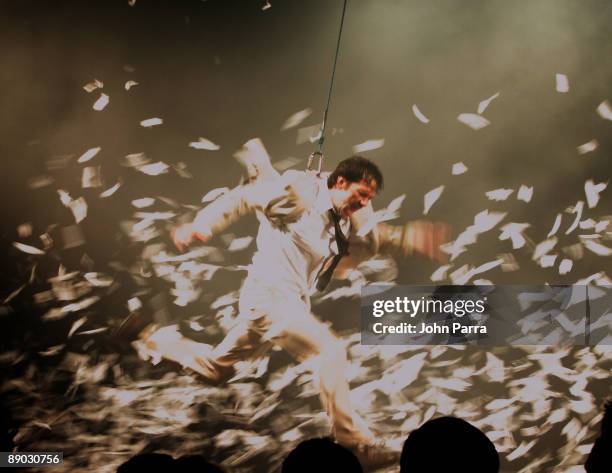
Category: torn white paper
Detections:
[
  {"x1": 132, "y1": 198, "x2": 155, "y2": 208},
  {"x1": 423, "y1": 185, "x2": 444, "y2": 215},
  {"x1": 477, "y1": 92, "x2": 500, "y2": 114},
  {"x1": 93, "y1": 93, "x2": 109, "y2": 111},
  {"x1": 412, "y1": 104, "x2": 430, "y2": 123},
  {"x1": 353, "y1": 139, "x2": 385, "y2": 153},
  {"x1": 555, "y1": 73, "x2": 569, "y2": 93},
  {"x1": 596, "y1": 100, "x2": 612, "y2": 121},
  {"x1": 77, "y1": 147, "x2": 101, "y2": 163},
  {"x1": 582, "y1": 239, "x2": 612, "y2": 256},
  {"x1": 458, "y1": 113, "x2": 490, "y2": 130},
  {"x1": 559, "y1": 258, "x2": 573, "y2": 275},
  {"x1": 532, "y1": 237, "x2": 557, "y2": 261},
  {"x1": 577, "y1": 140, "x2": 598, "y2": 155},
  {"x1": 451, "y1": 162, "x2": 468, "y2": 175},
  {"x1": 517, "y1": 185, "x2": 533, "y2": 203},
  {"x1": 189, "y1": 137, "x2": 220, "y2": 151},
  {"x1": 486, "y1": 188, "x2": 514, "y2": 201},
  {"x1": 499, "y1": 223, "x2": 530, "y2": 249},
  {"x1": 140, "y1": 118, "x2": 163, "y2": 127},
  {"x1": 548, "y1": 213, "x2": 562, "y2": 237},
  {"x1": 83, "y1": 79, "x2": 103, "y2": 93},
  {"x1": 281, "y1": 108, "x2": 312, "y2": 130},
  {"x1": 124, "y1": 80, "x2": 139, "y2": 91},
  {"x1": 584, "y1": 180, "x2": 607, "y2": 209},
  {"x1": 100, "y1": 182, "x2": 121, "y2": 198},
  {"x1": 137, "y1": 162, "x2": 169, "y2": 176}
]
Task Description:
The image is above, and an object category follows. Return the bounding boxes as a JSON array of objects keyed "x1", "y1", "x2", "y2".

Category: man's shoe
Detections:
[{"x1": 350, "y1": 441, "x2": 400, "y2": 472}]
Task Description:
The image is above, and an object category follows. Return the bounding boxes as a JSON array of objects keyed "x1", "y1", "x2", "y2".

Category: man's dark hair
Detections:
[{"x1": 327, "y1": 156, "x2": 384, "y2": 192}]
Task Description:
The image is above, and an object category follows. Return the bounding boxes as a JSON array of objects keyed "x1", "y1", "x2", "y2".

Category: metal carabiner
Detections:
[{"x1": 306, "y1": 151, "x2": 324, "y2": 173}]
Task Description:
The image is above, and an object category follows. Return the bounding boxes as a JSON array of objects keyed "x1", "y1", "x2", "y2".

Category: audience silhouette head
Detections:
[
  {"x1": 282, "y1": 437, "x2": 363, "y2": 473},
  {"x1": 117, "y1": 453, "x2": 174, "y2": 472},
  {"x1": 400, "y1": 416, "x2": 499, "y2": 473},
  {"x1": 585, "y1": 400, "x2": 612, "y2": 473},
  {"x1": 117, "y1": 453, "x2": 226, "y2": 473}
]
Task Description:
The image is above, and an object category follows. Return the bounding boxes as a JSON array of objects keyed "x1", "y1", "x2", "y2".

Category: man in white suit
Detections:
[{"x1": 134, "y1": 141, "x2": 448, "y2": 469}]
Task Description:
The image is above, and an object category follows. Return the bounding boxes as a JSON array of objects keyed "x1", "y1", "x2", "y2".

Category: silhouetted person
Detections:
[
  {"x1": 117, "y1": 453, "x2": 174, "y2": 472},
  {"x1": 175, "y1": 454, "x2": 226, "y2": 473},
  {"x1": 585, "y1": 400, "x2": 612, "y2": 473},
  {"x1": 400, "y1": 416, "x2": 499, "y2": 473},
  {"x1": 282, "y1": 437, "x2": 363, "y2": 473}
]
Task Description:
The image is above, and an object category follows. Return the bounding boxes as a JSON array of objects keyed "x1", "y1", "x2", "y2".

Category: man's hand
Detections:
[{"x1": 171, "y1": 223, "x2": 210, "y2": 252}]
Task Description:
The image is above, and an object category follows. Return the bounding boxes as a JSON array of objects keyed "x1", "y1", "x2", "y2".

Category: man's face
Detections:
[{"x1": 332, "y1": 176, "x2": 377, "y2": 218}]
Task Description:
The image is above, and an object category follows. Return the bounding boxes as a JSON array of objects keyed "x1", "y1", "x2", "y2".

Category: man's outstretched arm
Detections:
[{"x1": 172, "y1": 171, "x2": 318, "y2": 251}]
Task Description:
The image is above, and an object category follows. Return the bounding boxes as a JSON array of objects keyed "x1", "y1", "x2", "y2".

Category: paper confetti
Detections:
[
  {"x1": 548, "y1": 213, "x2": 562, "y2": 237},
  {"x1": 423, "y1": 185, "x2": 444, "y2": 215},
  {"x1": 137, "y1": 162, "x2": 169, "y2": 176},
  {"x1": 82, "y1": 166, "x2": 102, "y2": 188},
  {"x1": 412, "y1": 104, "x2": 430, "y2": 123},
  {"x1": 69, "y1": 197, "x2": 88, "y2": 223},
  {"x1": 486, "y1": 188, "x2": 514, "y2": 201},
  {"x1": 458, "y1": 113, "x2": 490, "y2": 130},
  {"x1": 189, "y1": 137, "x2": 220, "y2": 151},
  {"x1": 555, "y1": 73, "x2": 569, "y2": 93},
  {"x1": 140, "y1": 118, "x2": 163, "y2": 127},
  {"x1": 100, "y1": 182, "x2": 121, "y2": 198},
  {"x1": 582, "y1": 239, "x2": 612, "y2": 256},
  {"x1": 532, "y1": 237, "x2": 557, "y2": 260},
  {"x1": 517, "y1": 185, "x2": 533, "y2": 203},
  {"x1": 451, "y1": 162, "x2": 468, "y2": 175},
  {"x1": 93, "y1": 93, "x2": 109, "y2": 111},
  {"x1": 596, "y1": 100, "x2": 612, "y2": 121},
  {"x1": 430, "y1": 264, "x2": 451, "y2": 282},
  {"x1": 132, "y1": 198, "x2": 155, "y2": 208},
  {"x1": 83, "y1": 79, "x2": 103, "y2": 93},
  {"x1": 584, "y1": 179, "x2": 607, "y2": 209},
  {"x1": 477, "y1": 92, "x2": 500, "y2": 114},
  {"x1": 281, "y1": 108, "x2": 312, "y2": 130},
  {"x1": 77, "y1": 147, "x2": 101, "y2": 163},
  {"x1": 539, "y1": 254, "x2": 557, "y2": 268},
  {"x1": 68, "y1": 317, "x2": 87, "y2": 338},
  {"x1": 577, "y1": 139, "x2": 598, "y2": 155},
  {"x1": 559, "y1": 258, "x2": 573, "y2": 275},
  {"x1": 124, "y1": 80, "x2": 139, "y2": 90},
  {"x1": 499, "y1": 223, "x2": 530, "y2": 249},
  {"x1": 565, "y1": 201, "x2": 584, "y2": 235},
  {"x1": 353, "y1": 139, "x2": 385, "y2": 153}
]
